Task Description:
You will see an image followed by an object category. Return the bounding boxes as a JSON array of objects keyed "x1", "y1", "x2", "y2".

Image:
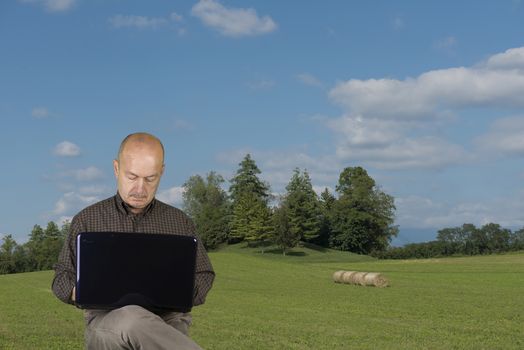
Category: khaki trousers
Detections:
[{"x1": 84, "y1": 305, "x2": 203, "y2": 350}]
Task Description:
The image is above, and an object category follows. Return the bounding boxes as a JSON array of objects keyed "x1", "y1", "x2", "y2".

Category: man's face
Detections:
[{"x1": 113, "y1": 143, "x2": 164, "y2": 214}]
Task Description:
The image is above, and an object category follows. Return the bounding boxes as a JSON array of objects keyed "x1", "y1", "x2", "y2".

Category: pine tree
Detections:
[
  {"x1": 272, "y1": 204, "x2": 300, "y2": 255},
  {"x1": 317, "y1": 187, "x2": 335, "y2": 247},
  {"x1": 229, "y1": 154, "x2": 270, "y2": 201},
  {"x1": 229, "y1": 154, "x2": 272, "y2": 246},
  {"x1": 26, "y1": 224, "x2": 45, "y2": 270},
  {"x1": 244, "y1": 196, "x2": 273, "y2": 247},
  {"x1": 283, "y1": 169, "x2": 321, "y2": 242},
  {"x1": 229, "y1": 194, "x2": 251, "y2": 242}
]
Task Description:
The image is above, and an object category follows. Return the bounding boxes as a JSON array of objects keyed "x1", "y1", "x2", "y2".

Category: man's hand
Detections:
[{"x1": 71, "y1": 286, "x2": 76, "y2": 302}]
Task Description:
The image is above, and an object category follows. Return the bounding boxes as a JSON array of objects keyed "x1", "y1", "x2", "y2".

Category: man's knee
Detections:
[
  {"x1": 161, "y1": 312, "x2": 193, "y2": 335},
  {"x1": 89, "y1": 306, "x2": 159, "y2": 338},
  {"x1": 111, "y1": 305, "x2": 162, "y2": 334}
]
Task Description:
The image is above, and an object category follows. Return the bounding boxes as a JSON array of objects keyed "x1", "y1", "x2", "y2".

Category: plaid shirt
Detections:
[{"x1": 52, "y1": 193, "x2": 215, "y2": 315}]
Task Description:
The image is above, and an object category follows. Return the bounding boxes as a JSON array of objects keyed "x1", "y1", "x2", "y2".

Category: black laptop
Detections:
[{"x1": 75, "y1": 232, "x2": 197, "y2": 312}]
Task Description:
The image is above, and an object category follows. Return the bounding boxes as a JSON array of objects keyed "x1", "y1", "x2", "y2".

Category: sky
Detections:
[{"x1": 2, "y1": 0, "x2": 524, "y2": 245}]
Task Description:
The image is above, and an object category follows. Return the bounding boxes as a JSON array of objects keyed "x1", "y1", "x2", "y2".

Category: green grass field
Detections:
[{"x1": 0, "y1": 246, "x2": 523, "y2": 349}]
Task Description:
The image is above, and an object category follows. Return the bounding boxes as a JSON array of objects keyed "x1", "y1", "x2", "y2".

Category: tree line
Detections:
[
  {"x1": 0, "y1": 154, "x2": 398, "y2": 274},
  {"x1": 0, "y1": 221, "x2": 69, "y2": 275},
  {"x1": 373, "y1": 223, "x2": 524, "y2": 259},
  {"x1": 183, "y1": 154, "x2": 397, "y2": 255},
  {"x1": 5, "y1": 153, "x2": 519, "y2": 275}
]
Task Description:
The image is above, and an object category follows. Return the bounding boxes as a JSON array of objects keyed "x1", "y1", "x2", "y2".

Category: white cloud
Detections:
[
  {"x1": 108, "y1": 11, "x2": 186, "y2": 32},
  {"x1": 327, "y1": 114, "x2": 405, "y2": 148},
  {"x1": 53, "y1": 141, "x2": 80, "y2": 157},
  {"x1": 32, "y1": 106, "x2": 49, "y2": 118},
  {"x1": 157, "y1": 186, "x2": 185, "y2": 207},
  {"x1": 484, "y1": 47, "x2": 524, "y2": 70},
  {"x1": 19, "y1": 0, "x2": 76, "y2": 12},
  {"x1": 334, "y1": 136, "x2": 468, "y2": 170},
  {"x1": 51, "y1": 184, "x2": 109, "y2": 219},
  {"x1": 326, "y1": 46, "x2": 524, "y2": 169},
  {"x1": 191, "y1": 0, "x2": 277, "y2": 37},
  {"x1": 109, "y1": 15, "x2": 168, "y2": 29},
  {"x1": 297, "y1": 73, "x2": 324, "y2": 88},
  {"x1": 53, "y1": 192, "x2": 99, "y2": 215},
  {"x1": 329, "y1": 51, "x2": 524, "y2": 120},
  {"x1": 326, "y1": 113, "x2": 470, "y2": 169},
  {"x1": 475, "y1": 116, "x2": 524, "y2": 156}
]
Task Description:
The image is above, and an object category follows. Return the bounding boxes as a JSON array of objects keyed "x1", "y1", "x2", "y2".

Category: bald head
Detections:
[
  {"x1": 117, "y1": 132, "x2": 165, "y2": 164},
  {"x1": 113, "y1": 132, "x2": 165, "y2": 214}
]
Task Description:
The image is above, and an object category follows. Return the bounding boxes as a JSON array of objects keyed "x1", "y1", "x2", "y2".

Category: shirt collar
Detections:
[{"x1": 115, "y1": 191, "x2": 156, "y2": 216}]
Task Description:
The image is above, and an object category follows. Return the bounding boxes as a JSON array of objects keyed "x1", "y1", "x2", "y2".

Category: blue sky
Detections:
[{"x1": 2, "y1": 0, "x2": 524, "y2": 245}]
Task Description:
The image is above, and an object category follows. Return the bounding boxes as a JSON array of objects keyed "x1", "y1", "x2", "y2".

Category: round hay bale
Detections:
[
  {"x1": 333, "y1": 270, "x2": 390, "y2": 287},
  {"x1": 333, "y1": 270, "x2": 345, "y2": 283},
  {"x1": 363, "y1": 272, "x2": 389, "y2": 287},
  {"x1": 350, "y1": 272, "x2": 367, "y2": 285},
  {"x1": 342, "y1": 271, "x2": 357, "y2": 284}
]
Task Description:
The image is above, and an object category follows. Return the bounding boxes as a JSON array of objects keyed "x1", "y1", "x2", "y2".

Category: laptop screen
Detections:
[{"x1": 75, "y1": 232, "x2": 197, "y2": 312}]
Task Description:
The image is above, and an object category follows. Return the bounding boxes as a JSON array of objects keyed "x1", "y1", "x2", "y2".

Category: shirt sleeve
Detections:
[{"x1": 51, "y1": 216, "x2": 83, "y2": 305}]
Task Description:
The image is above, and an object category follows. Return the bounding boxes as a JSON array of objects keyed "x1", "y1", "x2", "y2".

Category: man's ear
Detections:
[{"x1": 113, "y1": 159, "x2": 119, "y2": 179}]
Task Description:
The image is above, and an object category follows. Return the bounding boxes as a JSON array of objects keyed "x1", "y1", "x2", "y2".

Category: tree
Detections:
[
  {"x1": 481, "y1": 223, "x2": 511, "y2": 253},
  {"x1": 60, "y1": 220, "x2": 71, "y2": 241},
  {"x1": 229, "y1": 154, "x2": 270, "y2": 202},
  {"x1": 314, "y1": 188, "x2": 336, "y2": 247},
  {"x1": 243, "y1": 195, "x2": 273, "y2": 248},
  {"x1": 329, "y1": 166, "x2": 397, "y2": 254},
  {"x1": 25, "y1": 222, "x2": 64, "y2": 271},
  {"x1": 511, "y1": 228, "x2": 524, "y2": 251},
  {"x1": 460, "y1": 223, "x2": 479, "y2": 255},
  {"x1": 25, "y1": 224, "x2": 45, "y2": 270},
  {"x1": 183, "y1": 172, "x2": 230, "y2": 249},
  {"x1": 41, "y1": 221, "x2": 64, "y2": 270},
  {"x1": 272, "y1": 204, "x2": 299, "y2": 255},
  {"x1": 229, "y1": 154, "x2": 273, "y2": 246},
  {"x1": 468, "y1": 224, "x2": 489, "y2": 255},
  {"x1": 437, "y1": 225, "x2": 470, "y2": 255},
  {"x1": 230, "y1": 193, "x2": 273, "y2": 249},
  {"x1": 0, "y1": 234, "x2": 18, "y2": 274},
  {"x1": 282, "y1": 169, "x2": 321, "y2": 242}
]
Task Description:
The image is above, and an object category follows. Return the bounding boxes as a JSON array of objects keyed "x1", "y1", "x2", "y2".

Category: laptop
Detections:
[{"x1": 75, "y1": 231, "x2": 197, "y2": 312}]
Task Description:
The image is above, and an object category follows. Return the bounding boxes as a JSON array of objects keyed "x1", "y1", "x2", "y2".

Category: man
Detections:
[{"x1": 52, "y1": 132, "x2": 215, "y2": 349}]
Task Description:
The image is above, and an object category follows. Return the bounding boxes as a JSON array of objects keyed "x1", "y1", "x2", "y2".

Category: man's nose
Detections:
[{"x1": 135, "y1": 178, "x2": 146, "y2": 192}]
